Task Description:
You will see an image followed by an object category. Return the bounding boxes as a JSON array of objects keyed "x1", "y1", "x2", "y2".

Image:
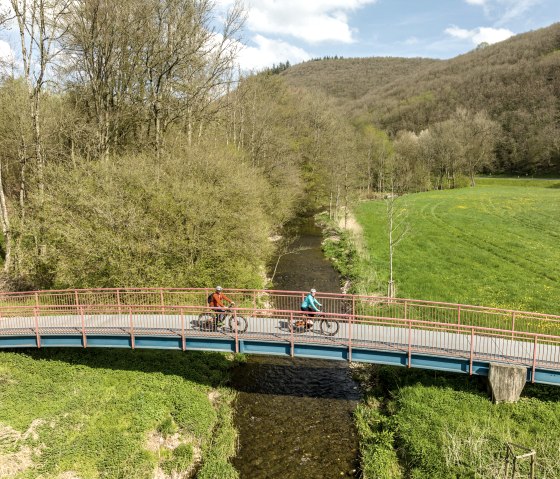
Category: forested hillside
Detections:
[
  {"x1": 283, "y1": 23, "x2": 560, "y2": 174},
  {"x1": 0, "y1": 0, "x2": 359, "y2": 291}
]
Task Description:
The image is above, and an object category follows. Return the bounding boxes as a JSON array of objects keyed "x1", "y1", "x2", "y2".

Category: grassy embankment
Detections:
[
  {"x1": 323, "y1": 178, "x2": 560, "y2": 478},
  {"x1": 0, "y1": 349, "x2": 241, "y2": 479}
]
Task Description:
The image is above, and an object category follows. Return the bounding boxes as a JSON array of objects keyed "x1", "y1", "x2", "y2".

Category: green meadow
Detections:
[
  {"x1": 351, "y1": 179, "x2": 560, "y2": 479},
  {"x1": 0, "y1": 349, "x2": 239, "y2": 479},
  {"x1": 354, "y1": 179, "x2": 560, "y2": 314}
]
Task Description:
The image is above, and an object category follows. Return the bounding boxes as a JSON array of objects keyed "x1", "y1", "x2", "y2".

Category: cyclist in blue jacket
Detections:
[{"x1": 301, "y1": 288, "x2": 322, "y2": 329}]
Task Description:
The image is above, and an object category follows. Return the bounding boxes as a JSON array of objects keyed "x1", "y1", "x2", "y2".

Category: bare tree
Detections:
[
  {"x1": 11, "y1": 0, "x2": 70, "y2": 198},
  {"x1": 386, "y1": 181, "x2": 409, "y2": 298}
]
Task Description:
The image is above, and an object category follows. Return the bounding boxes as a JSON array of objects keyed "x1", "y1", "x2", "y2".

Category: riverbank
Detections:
[
  {"x1": 352, "y1": 363, "x2": 560, "y2": 478},
  {"x1": 0, "y1": 349, "x2": 240, "y2": 478}
]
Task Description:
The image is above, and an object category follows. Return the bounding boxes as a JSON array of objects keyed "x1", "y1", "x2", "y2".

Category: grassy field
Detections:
[
  {"x1": 348, "y1": 179, "x2": 560, "y2": 479},
  {"x1": 353, "y1": 179, "x2": 560, "y2": 314},
  {"x1": 0, "y1": 349, "x2": 240, "y2": 479}
]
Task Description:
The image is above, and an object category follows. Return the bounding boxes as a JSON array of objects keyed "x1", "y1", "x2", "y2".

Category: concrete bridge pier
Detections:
[{"x1": 488, "y1": 363, "x2": 527, "y2": 403}]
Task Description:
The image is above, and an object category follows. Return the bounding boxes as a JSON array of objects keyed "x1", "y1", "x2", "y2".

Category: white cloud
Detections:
[
  {"x1": 463, "y1": 0, "x2": 544, "y2": 24},
  {"x1": 445, "y1": 25, "x2": 514, "y2": 45},
  {"x1": 220, "y1": 0, "x2": 377, "y2": 44},
  {"x1": 237, "y1": 34, "x2": 311, "y2": 71},
  {"x1": 495, "y1": 0, "x2": 542, "y2": 24},
  {"x1": 403, "y1": 36, "x2": 419, "y2": 45},
  {"x1": 0, "y1": 40, "x2": 14, "y2": 63}
]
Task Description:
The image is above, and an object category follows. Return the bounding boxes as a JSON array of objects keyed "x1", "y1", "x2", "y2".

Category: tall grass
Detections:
[{"x1": 354, "y1": 366, "x2": 560, "y2": 479}]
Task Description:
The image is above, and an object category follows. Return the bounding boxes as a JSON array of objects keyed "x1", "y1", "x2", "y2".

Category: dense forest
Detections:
[
  {"x1": 283, "y1": 22, "x2": 560, "y2": 175},
  {"x1": 0, "y1": 1, "x2": 558, "y2": 292}
]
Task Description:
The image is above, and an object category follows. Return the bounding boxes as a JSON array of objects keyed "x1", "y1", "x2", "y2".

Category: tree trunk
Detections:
[{"x1": 0, "y1": 160, "x2": 13, "y2": 272}]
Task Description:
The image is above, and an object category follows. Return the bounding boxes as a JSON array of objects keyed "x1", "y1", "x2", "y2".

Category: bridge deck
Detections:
[{"x1": 1, "y1": 311, "x2": 559, "y2": 385}]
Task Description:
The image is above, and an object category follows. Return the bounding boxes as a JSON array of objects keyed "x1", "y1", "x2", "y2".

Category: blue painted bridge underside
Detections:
[{"x1": 1, "y1": 333, "x2": 559, "y2": 386}]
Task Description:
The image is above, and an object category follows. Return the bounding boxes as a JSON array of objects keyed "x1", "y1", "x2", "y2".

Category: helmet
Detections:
[
  {"x1": 310, "y1": 288, "x2": 316, "y2": 293},
  {"x1": 216, "y1": 286, "x2": 223, "y2": 292}
]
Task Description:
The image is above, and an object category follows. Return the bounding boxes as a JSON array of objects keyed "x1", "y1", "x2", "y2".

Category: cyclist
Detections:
[
  {"x1": 300, "y1": 288, "x2": 322, "y2": 329},
  {"x1": 207, "y1": 286, "x2": 235, "y2": 328}
]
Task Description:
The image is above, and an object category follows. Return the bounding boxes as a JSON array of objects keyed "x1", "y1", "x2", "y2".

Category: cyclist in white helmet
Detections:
[
  {"x1": 207, "y1": 286, "x2": 235, "y2": 327},
  {"x1": 300, "y1": 288, "x2": 322, "y2": 329}
]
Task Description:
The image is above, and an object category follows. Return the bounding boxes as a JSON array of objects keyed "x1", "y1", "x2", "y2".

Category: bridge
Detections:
[{"x1": 0, "y1": 288, "x2": 559, "y2": 386}]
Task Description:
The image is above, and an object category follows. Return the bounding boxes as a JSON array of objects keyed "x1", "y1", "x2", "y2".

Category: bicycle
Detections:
[
  {"x1": 287, "y1": 312, "x2": 339, "y2": 336},
  {"x1": 197, "y1": 307, "x2": 248, "y2": 333}
]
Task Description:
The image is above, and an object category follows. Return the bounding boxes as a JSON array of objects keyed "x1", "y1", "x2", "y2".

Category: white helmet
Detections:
[
  {"x1": 216, "y1": 286, "x2": 223, "y2": 292},
  {"x1": 310, "y1": 288, "x2": 316, "y2": 293}
]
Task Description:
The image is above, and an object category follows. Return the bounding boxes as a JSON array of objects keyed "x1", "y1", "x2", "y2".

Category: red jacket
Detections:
[{"x1": 208, "y1": 292, "x2": 233, "y2": 308}]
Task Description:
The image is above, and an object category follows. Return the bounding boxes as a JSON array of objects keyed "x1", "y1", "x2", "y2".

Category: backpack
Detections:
[{"x1": 207, "y1": 292, "x2": 214, "y2": 305}]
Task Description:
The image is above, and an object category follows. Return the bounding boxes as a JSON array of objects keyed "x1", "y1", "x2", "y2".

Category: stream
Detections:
[{"x1": 231, "y1": 217, "x2": 361, "y2": 478}]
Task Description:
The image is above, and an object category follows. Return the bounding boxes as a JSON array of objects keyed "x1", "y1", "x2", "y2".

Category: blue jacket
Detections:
[{"x1": 301, "y1": 293, "x2": 322, "y2": 311}]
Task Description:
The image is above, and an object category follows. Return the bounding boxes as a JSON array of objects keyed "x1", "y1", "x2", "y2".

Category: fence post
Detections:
[
  {"x1": 404, "y1": 300, "x2": 407, "y2": 320},
  {"x1": 457, "y1": 304, "x2": 461, "y2": 326}
]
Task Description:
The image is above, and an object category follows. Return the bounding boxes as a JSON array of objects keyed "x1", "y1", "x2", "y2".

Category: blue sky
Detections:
[
  {"x1": 1, "y1": 0, "x2": 559, "y2": 73},
  {"x1": 217, "y1": 0, "x2": 560, "y2": 71}
]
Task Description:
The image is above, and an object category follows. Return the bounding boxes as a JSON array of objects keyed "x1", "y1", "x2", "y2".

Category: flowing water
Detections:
[{"x1": 231, "y1": 217, "x2": 361, "y2": 479}]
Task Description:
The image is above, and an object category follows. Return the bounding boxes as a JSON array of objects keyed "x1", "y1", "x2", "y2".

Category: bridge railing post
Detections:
[
  {"x1": 116, "y1": 289, "x2": 122, "y2": 316},
  {"x1": 469, "y1": 327, "x2": 475, "y2": 375},
  {"x1": 290, "y1": 312, "x2": 294, "y2": 357},
  {"x1": 181, "y1": 308, "x2": 186, "y2": 351},
  {"x1": 74, "y1": 290, "x2": 80, "y2": 316},
  {"x1": 80, "y1": 306, "x2": 87, "y2": 348},
  {"x1": 407, "y1": 320, "x2": 412, "y2": 368},
  {"x1": 234, "y1": 307, "x2": 239, "y2": 354},
  {"x1": 532, "y1": 336, "x2": 538, "y2": 383},
  {"x1": 129, "y1": 307, "x2": 135, "y2": 349},
  {"x1": 34, "y1": 306, "x2": 41, "y2": 348},
  {"x1": 348, "y1": 312, "x2": 353, "y2": 362}
]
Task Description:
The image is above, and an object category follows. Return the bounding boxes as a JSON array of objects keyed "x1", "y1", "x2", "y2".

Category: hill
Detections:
[{"x1": 282, "y1": 23, "x2": 560, "y2": 174}]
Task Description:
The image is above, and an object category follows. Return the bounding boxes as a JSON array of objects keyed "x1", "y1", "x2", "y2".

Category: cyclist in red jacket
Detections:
[{"x1": 207, "y1": 286, "x2": 235, "y2": 327}]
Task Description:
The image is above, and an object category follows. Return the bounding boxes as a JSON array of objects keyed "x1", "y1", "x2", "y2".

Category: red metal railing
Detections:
[{"x1": 0, "y1": 288, "x2": 559, "y2": 377}]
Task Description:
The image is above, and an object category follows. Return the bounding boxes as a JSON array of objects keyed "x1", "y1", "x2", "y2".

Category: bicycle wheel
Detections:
[
  {"x1": 320, "y1": 318, "x2": 339, "y2": 336},
  {"x1": 228, "y1": 314, "x2": 248, "y2": 333},
  {"x1": 197, "y1": 313, "x2": 215, "y2": 332}
]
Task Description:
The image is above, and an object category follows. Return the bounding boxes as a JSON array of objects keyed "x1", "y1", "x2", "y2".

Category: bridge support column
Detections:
[{"x1": 488, "y1": 363, "x2": 526, "y2": 403}]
